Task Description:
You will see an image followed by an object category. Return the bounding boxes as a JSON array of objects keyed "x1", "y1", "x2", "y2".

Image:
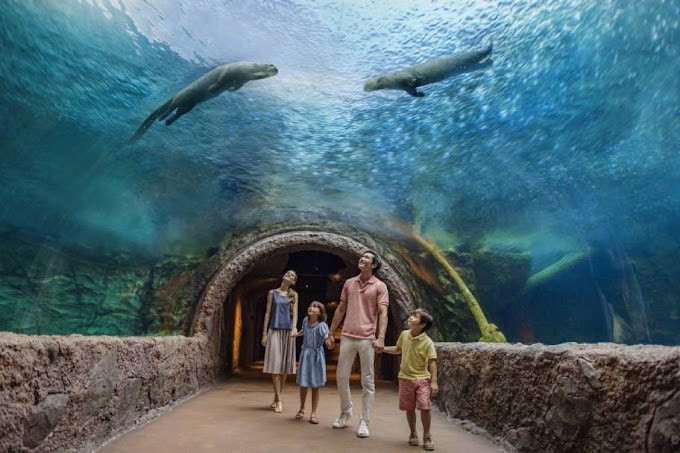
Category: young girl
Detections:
[{"x1": 293, "y1": 301, "x2": 331, "y2": 424}]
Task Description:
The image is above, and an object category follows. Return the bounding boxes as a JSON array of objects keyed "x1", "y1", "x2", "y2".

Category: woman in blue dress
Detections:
[
  {"x1": 262, "y1": 269, "x2": 298, "y2": 413},
  {"x1": 293, "y1": 301, "x2": 331, "y2": 424}
]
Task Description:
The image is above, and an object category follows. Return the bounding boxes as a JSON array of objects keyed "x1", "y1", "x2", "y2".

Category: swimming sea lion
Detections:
[
  {"x1": 130, "y1": 61, "x2": 278, "y2": 143},
  {"x1": 363, "y1": 43, "x2": 492, "y2": 97}
]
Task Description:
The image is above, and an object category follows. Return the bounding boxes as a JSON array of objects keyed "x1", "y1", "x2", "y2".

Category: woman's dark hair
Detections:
[
  {"x1": 309, "y1": 301, "x2": 327, "y2": 322},
  {"x1": 363, "y1": 250, "x2": 382, "y2": 272}
]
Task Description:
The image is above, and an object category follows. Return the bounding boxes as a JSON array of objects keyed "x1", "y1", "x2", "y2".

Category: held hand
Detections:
[
  {"x1": 261, "y1": 335, "x2": 267, "y2": 347},
  {"x1": 290, "y1": 328, "x2": 299, "y2": 337},
  {"x1": 325, "y1": 336, "x2": 335, "y2": 350},
  {"x1": 430, "y1": 382, "x2": 439, "y2": 398},
  {"x1": 373, "y1": 337, "x2": 385, "y2": 353}
]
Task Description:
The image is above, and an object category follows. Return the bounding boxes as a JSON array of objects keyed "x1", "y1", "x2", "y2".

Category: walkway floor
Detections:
[{"x1": 97, "y1": 378, "x2": 505, "y2": 453}]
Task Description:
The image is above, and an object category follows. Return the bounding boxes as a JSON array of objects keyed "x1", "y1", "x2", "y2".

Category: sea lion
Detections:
[
  {"x1": 363, "y1": 43, "x2": 492, "y2": 97},
  {"x1": 130, "y1": 61, "x2": 278, "y2": 143}
]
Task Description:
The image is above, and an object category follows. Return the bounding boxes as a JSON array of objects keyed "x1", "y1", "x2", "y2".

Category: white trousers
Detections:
[{"x1": 336, "y1": 336, "x2": 375, "y2": 423}]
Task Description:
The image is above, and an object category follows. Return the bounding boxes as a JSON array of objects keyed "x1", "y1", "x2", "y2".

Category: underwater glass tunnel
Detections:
[{"x1": 0, "y1": 0, "x2": 678, "y2": 346}]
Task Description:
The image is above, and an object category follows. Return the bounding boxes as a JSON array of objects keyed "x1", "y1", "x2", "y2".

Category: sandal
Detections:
[
  {"x1": 423, "y1": 436, "x2": 434, "y2": 451},
  {"x1": 274, "y1": 401, "x2": 283, "y2": 413},
  {"x1": 309, "y1": 416, "x2": 319, "y2": 424},
  {"x1": 295, "y1": 410, "x2": 305, "y2": 420}
]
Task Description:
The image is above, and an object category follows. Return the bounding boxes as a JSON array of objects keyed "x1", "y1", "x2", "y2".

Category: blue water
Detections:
[{"x1": 0, "y1": 1, "x2": 678, "y2": 341}]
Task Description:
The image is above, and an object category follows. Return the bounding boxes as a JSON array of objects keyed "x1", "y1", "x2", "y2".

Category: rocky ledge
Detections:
[{"x1": 436, "y1": 342, "x2": 679, "y2": 453}]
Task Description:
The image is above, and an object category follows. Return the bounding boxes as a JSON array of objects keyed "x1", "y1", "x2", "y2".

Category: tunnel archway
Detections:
[{"x1": 190, "y1": 230, "x2": 417, "y2": 377}]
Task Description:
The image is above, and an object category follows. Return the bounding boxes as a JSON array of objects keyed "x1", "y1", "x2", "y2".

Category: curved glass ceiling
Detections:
[{"x1": 0, "y1": 0, "x2": 678, "y2": 341}]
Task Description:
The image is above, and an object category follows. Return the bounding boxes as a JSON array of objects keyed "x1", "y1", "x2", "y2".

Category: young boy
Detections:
[{"x1": 384, "y1": 308, "x2": 438, "y2": 451}]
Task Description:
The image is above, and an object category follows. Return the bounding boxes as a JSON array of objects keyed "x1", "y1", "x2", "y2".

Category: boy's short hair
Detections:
[{"x1": 414, "y1": 308, "x2": 434, "y2": 332}]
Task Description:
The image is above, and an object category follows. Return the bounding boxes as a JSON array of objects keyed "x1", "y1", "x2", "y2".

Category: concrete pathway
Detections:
[{"x1": 97, "y1": 379, "x2": 505, "y2": 453}]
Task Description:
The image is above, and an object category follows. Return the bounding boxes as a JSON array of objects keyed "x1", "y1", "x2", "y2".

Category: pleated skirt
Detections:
[{"x1": 263, "y1": 328, "x2": 296, "y2": 374}]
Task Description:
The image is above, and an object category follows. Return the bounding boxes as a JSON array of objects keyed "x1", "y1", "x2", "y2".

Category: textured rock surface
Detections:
[
  {"x1": 0, "y1": 332, "x2": 220, "y2": 453},
  {"x1": 436, "y1": 342, "x2": 680, "y2": 453}
]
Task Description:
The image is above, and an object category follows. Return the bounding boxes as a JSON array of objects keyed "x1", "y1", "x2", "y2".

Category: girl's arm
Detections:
[
  {"x1": 428, "y1": 359, "x2": 439, "y2": 397},
  {"x1": 261, "y1": 291, "x2": 273, "y2": 347},
  {"x1": 292, "y1": 328, "x2": 304, "y2": 337},
  {"x1": 383, "y1": 345, "x2": 401, "y2": 355}
]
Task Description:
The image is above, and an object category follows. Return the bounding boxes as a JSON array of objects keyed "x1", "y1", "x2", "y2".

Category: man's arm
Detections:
[
  {"x1": 325, "y1": 298, "x2": 347, "y2": 349},
  {"x1": 373, "y1": 304, "x2": 388, "y2": 352}
]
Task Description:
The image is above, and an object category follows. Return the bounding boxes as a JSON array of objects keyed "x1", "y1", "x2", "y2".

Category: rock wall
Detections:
[
  {"x1": 3, "y1": 336, "x2": 678, "y2": 452},
  {"x1": 0, "y1": 332, "x2": 221, "y2": 453},
  {"x1": 436, "y1": 342, "x2": 680, "y2": 453}
]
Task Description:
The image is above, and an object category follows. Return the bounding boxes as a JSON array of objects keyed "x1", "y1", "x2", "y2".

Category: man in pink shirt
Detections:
[{"x1": 325, "y1": 250, "x2": 389, "y2": 438}]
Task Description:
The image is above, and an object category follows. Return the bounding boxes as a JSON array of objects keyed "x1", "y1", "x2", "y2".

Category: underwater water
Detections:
[{"x1": 0, "y1": 0, "x2": 678, "y2": 343}]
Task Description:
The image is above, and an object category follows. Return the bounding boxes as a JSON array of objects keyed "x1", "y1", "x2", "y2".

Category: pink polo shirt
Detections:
[{"x1": 340, "y1": 275, "x2": 389, "y2": 340}]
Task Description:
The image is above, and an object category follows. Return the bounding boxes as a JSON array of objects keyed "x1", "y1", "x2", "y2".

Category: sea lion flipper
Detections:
[
  {"x1": 165, "y1": 102, "x2": 197, "y2": 126},
  {"x1": 210, "y1": 79, "x2": 244, "y2": 92},
  {"x1": 405, "y1": 87, "x2": 425, "y2": 97},
  {"x1": 227, "y1": 81, "x2": 245, "y2": 91},
  {"x1": 404, "y1": 76, "x2": 425, "y2": 97},
  {"x1": 129, "y1": 98, "x2": 173, "y2": 144}
]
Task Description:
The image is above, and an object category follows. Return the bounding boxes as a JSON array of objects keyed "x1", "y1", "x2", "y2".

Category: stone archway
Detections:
[{"x1": 190, "y1": 230, "x2": 416, "y2": 343}]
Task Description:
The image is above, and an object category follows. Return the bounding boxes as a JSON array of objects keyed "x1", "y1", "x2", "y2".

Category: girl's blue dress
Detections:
[{"x1": 296, "y1": 317, "x2": 329, "y2": 388}]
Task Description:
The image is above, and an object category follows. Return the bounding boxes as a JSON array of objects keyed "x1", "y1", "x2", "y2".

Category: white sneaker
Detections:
[
  {"x1": 332, "y1": 411, "x2": 351, "y2": 429},
  {"x1": 357, "y1": 420, "x2": 370, "y2": 438}
]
